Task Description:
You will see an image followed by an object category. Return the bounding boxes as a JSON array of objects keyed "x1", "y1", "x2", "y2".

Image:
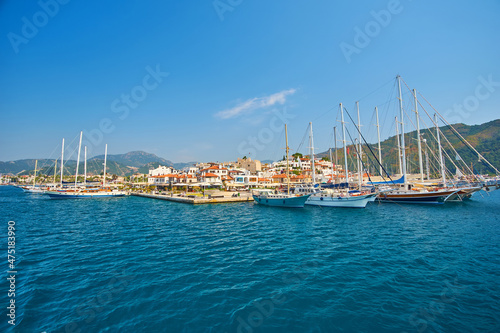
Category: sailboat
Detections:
[
  {"x1": 252, "y1": 124, "x2": 313, "y2": 208},
  {"x1": 46, "y1": 133, "x2": 127, "y2": 199},
  {"x1": 304, "y1": 107, "x2": 376, "y2": 208},
  {"x1": 21, "y1": 160, "x2": 45, "y2": 194},
  {"x1": 376, "y1": 76, "x2": 477, "y2": 204}
]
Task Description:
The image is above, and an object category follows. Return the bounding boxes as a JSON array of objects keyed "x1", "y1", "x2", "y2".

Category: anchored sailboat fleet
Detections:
[
  {"x1": 252, "y1": 75, "x2": 495, "y2": 208},
  {"x1": 43, "y1": 132, "x2": 127, "y2": 199}
]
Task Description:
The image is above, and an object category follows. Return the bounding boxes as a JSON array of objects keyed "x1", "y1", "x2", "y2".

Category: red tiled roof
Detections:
[
  {"x1": 272, "y1": 174, "x2": 287, "y2": 178},
  {"x1": 202, "y1": 173, "x2": 219, "y2": 178}
]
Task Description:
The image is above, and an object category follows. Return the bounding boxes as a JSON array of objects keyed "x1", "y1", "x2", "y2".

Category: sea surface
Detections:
[{"x1": 0, "y1": 185, "x2": 499, "y2": 333}]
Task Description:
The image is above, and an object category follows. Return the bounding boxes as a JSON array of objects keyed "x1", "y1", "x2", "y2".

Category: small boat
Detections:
[
  {"x1": 252, "y1": 189, "x2": 312, "y2": 208},
  {"x1": 21, "y1": 160, "x2": 45, "y2": 194},
  {"x1": 252, "y1": 125, "x2": 311, "y2": 208}
]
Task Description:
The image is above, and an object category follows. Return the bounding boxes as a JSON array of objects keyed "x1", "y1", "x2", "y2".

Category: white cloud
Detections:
[{"x1": 215, "y1": 88, "x2": 297, "y2": 119}]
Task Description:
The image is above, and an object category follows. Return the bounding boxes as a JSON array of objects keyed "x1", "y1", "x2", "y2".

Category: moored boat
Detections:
[{"x1": 252, "y1": 125, "x2": 311, "y2": 208}]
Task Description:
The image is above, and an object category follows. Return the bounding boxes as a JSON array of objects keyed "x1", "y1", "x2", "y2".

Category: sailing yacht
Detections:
[
  {"x1": 21, "y1": 160, "x2": 45, "y2": 194},
  {"x1": 252, "y1": 125, "x2": 312, "y2": 208},
  {"x1": 376, "y1": 76, "x2": 481, "y2": 204},
  {"x1": 304, "y1": 107, "x2": 376, "y2": 208},
  {"x1": 46, "y1": 134, "x2": 127, "y2": 199}
]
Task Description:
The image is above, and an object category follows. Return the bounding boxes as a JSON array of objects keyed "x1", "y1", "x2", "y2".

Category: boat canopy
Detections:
[{"x1": 368, "y1": 175, "x2": 405, "y2": 185}]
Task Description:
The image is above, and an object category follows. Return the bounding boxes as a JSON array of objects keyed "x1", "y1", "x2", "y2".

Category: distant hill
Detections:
[
  {"x1": 92, "y1": 151, "x2": 173, "y2": 168},
  {"x1": 1, "y1": 151, "x2": 177, "y2": 177},
  {"x1": 316, "y1": 119, "x2": 500, "y2": 176}
]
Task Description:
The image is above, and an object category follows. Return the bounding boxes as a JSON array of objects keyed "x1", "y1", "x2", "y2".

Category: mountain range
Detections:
[{"x1": 0, "y1": 151, "x2": 197, "y2": 177}]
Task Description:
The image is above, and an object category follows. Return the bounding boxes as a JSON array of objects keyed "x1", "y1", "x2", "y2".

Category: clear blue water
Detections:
[{"x1": 0, "y1": 185, "x2": 499, "y2": 332}]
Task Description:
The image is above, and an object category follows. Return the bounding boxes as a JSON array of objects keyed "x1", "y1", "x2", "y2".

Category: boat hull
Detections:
[
  {"x1": 376, "y1": 189, "x2": 459, "y2": 204},
  {"x1": 45, "y1": 191, "x2": 126, "y2": 199},
  {"x1": 252, "y1": 194, "x2": 311, "y2": 208},
  {"x1": 305, "y1": 193, "x2": 376, "y2": 208}
]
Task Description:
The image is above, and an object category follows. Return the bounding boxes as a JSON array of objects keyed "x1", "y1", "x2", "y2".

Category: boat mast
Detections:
[
  {"x1": 375, "y1": 106, "x2": 383, "y2": 176},
  {"x1": 309, "y1": 122, "x2": 316, "y2": 184},
  {"x1": 53, "y1": 159, "x2": 57, "y2": 186},
  {"x1": 33, "y1": 160, "x2": 37, "y2": 188},
  {"x1": 395, "y1": 116, "x2": 402, "y2": 176},
  {"x1": 75, "y1": 131, "x2": 82, "y2": 189},
  {"x1": 103, "y1": 144, "x2": 108, "y2": 188},
  {"x1": 334, "y1": 127, "x2": 338, "y2": 167},
  {"x1": 84, "y1": 146, "x2": 87, "y2": 187},
  {"x1": 424, "y1": 139, "x2": 430, "y2": 179},
  {"x1": 397, "y1": 75, "x2": 408, "y2": 190},
  {"x1": 285, "y1": 125, "x2": 290, "y2": 195},
  {"x1": 60, "y1": 138, "x2": 65, "y2": 188},
  {"x1": 435, "y1": 114, "x2": 446, "y2": 186},
  {"x1": 340, "y1": 103, "x2": 349, "y2": 185},
  {"x1": 413, "y1": 89, "x2": 424, "y2": 181},
  {"x1": 356, "y1": 101, "x2": 362, "y2": 188},
  {"x1": 329, "y1": 127, "x2": 336, "y2": 183}
]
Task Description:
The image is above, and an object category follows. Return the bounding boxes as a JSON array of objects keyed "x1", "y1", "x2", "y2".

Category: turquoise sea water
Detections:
[{"x1": 0, "y1": 185, "x2": 499, "y2": 332}]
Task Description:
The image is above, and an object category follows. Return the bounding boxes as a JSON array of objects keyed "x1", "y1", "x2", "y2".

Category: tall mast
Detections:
[
  {"x1": 309, "y1": 122, "x2": 316, "y2": 184},
  {"x1": 285, "y1": 125, "x2": 290, "y2": 195},
  {"x1": 84, "y1": 146, "x2": 87, "y2": 187},
  {"x1": 356, "y1": 101, "x2": 362, "y2": 188},
  {"x1": 33, "y1": 160, "x2": 38, "y2": 187},
  {"x1": 330, "y1": 127, "x2": 336, "y2": 183},
  {"x1": 395, "y1": 116, "x2": 402, "y2": 176},
  {"x1": 424, "y1": 139, "x2": 430, "y2": 179},
  {"x1": 103, "y1": 144, "x2": 108, "y2": 188},
  {"x1": 340, "y1": 103, "x2": 349, "y2": 185},
  {"x1": 397, "y1": 75, "x2": 408, "y2": 190},
  {"x1": 75, "y1": 131, "x2": 82, "y2": 189},
  {"x1": 53, "y1": 159, "x2": 57, "y2": 186},
  {"x1": 334, "y1": 126, "x2": 338, "y2": 169},
  {"x1": 375, "y1": 106, "x2": 383, "y2": 176},
  {"x1": 60, "y1": 138, "x2": 65, "y2": 187},
  {"x1": 435, "y1": 114, "x2": 446, "y2": 186},
  {"x1": 413, "y1": 89, "x2": 424, "y2": 181}
]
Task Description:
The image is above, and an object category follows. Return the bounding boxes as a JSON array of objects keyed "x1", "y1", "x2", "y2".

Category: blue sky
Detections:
[{"x1": 1, "y1": 0, "x2": 499, "y2": 163}]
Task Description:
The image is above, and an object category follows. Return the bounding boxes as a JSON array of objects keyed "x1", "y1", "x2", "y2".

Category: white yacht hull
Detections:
[{"x1": 305, "y1": 193, "x2": 376, "y2": 208}]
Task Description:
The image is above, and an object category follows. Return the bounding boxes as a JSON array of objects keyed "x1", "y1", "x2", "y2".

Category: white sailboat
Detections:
[
  {"x1": 253, "y1": 124, "x2": 313, "y2": 208},
  {"x1": 304, "y1": 106, "x2": 376, "y2": 208},
  {"x1": 21, "y1": 160, "x2": 45, "y2": 194},
  {"x1": 46, "y1": 135, "x2": 127, "y2": 199}
]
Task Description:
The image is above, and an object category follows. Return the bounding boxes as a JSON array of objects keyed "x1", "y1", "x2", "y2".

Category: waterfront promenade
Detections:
[{"x1": 132, "y1": 191, "x2": 253, "y2": 204}]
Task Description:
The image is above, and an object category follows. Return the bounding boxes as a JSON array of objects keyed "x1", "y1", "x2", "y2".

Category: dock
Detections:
[{"x1": 131, "y1": 192, "x2": 254, "y2": 204}]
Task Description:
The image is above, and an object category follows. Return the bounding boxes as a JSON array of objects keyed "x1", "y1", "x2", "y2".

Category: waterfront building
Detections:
[{"x1": 236, "y1": 157, "x2": 261, "y2": 174}]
